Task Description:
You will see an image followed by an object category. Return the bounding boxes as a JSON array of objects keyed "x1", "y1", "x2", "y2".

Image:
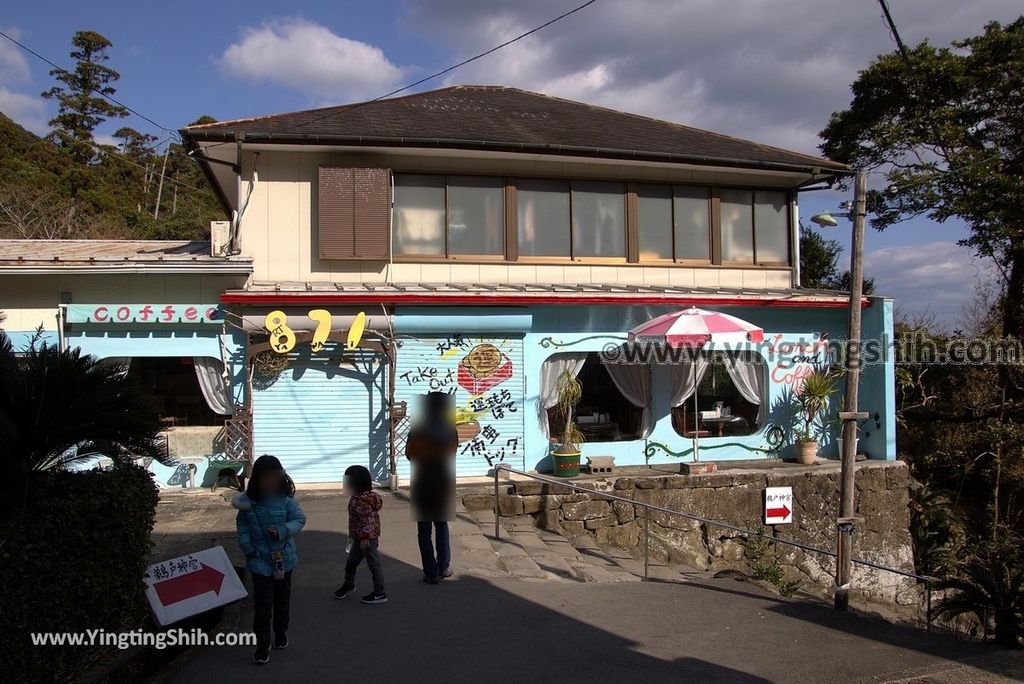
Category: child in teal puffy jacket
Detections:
[{"x1": 233, "y1": 455, "x2": 306, "y2": 664}]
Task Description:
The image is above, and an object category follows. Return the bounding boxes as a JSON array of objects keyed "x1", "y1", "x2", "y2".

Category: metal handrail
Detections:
[{"x1": 492, "y1": 464, "x2": 935, "y2": 629}]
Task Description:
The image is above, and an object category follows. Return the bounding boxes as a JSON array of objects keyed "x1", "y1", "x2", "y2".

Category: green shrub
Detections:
[
  {"x1": 745, "y1": 528, "x2": 803, "y2": 599},
  {"x1": 0, "y1": 464, "x2": 159, "y2": 681}
]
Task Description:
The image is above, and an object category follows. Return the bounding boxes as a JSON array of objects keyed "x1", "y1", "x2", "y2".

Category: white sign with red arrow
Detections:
[
  {"x1": 764, "y1": 486, "x2": 793, "y2": 525},
  {"x1": 144, "y1": 546, "x2": 247, "y2": 626}
]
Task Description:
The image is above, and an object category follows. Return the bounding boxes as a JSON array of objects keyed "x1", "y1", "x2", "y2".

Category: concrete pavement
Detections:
[{"x1": 154, "y1": 488, "x2": 1023, "y2": 683}]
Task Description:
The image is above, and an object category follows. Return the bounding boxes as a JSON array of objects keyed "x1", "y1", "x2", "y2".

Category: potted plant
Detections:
[
  {"x1": 792, "y1": 369, "x2": 837, "y2": 465},
  {"x1": 550, "y1": 369, "x2": 584, "y2": 477}
]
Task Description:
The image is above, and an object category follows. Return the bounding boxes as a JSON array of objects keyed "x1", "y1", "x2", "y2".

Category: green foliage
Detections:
[
  {"x1": 744, "y1": 528, "x2": 802, "y2": 598},
  {"x1": 792, "y1": 369, "x2": 837, "y2": 441},
  {"x1": 798, "y1": 226, "x2": 875, "y2": 294},
  {"x1": 820, "y1": 18, "x2": 1024, "y2": 341},
  {"x1": 934, "y1": 536, "x2": 1024, "y2": 648},
  {"x1": 909, "y1": 482, "x2": 965, "y2": 576},
  {"x1": 41, "y1": 30, "x2": 128, "y2": 163},
  {"x1": 0, "y1": 464, "x2": 159, "y2": 681},
  {"x1": 554, "y1": 369, "x2": 584, "y2": 453},
  {"x1": 0, "y1": 330, "x2": 166, "y2": 501}
]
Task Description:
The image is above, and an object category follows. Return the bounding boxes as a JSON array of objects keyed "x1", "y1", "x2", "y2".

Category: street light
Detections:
[{"x1": 809, "y1": 171, "x2": 869, "y2": 612}]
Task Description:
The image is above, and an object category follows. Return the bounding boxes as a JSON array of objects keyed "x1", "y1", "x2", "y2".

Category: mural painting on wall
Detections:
[
  {"x1": 399, "y1": 335, "x2": 521, "y2": 467},
  {"x1": 766, "y1": 333, "x2": 831, "y2": 390}
]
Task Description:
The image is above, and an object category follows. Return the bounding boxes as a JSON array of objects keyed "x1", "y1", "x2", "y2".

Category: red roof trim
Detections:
[{"x1": 220, "y1": 292, "x2": 867, "y2": 308}]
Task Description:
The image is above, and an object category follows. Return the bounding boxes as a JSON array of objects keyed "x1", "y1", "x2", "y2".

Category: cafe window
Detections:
[
  {"x1": 571, "y1": 181, "x2": 625, "y2": 259},
  {"x1": 543, "y1": 352, "x2": 649, "y2": 443},
  {"x1": 392, "y1": 174, "x2": 505, "y2": 257},
  {"x1": 672, "y1": 351, "x2": 766, "y2": 438},
  {"x1": 719, "y1": 189, "x2": 790, "y2": 264}
]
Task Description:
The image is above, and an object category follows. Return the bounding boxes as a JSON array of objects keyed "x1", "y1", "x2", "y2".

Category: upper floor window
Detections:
[
  {"x1": 392, "y1": 174, "x2": 504, "y2": 257},
  {"x1": 517, "y1": 180, "x2": 626, "y2": 259},
  {"x1": 387, "y1": 172, "x2": 791, "y2": 267},
  {"x1": 636, "y1": 184, "x2": 711, "y2": 261},
  {"x1": 720, "y1": 189, "x2": 790, "y2": 264}
]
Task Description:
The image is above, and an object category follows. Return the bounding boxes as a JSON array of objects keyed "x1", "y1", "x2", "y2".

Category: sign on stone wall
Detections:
[{"x1": 764, "y1": 486, "x2": 793, "y2": 525}]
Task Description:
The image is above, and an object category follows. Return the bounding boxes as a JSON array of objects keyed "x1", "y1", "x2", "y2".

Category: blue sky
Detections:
[{"x1": 2, "y1": 0, "x2": 1018, "y2": 326}]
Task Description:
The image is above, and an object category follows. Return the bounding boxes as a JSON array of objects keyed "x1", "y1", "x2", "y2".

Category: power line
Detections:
[
  {"x1": 0, "y1": 29, "x2": 180, "y2": 140},
  {"x1": 202, "y1": 0, "x2": 600, "y2": 147}
]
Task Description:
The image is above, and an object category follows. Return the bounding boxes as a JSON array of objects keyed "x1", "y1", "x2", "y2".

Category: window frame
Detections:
[{"x1": 388, "y1": 171, "x2": 792, "y2": 268}]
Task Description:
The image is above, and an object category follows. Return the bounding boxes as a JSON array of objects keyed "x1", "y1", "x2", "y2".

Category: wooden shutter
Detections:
[
  {"x1": 318, "y1": 167, "x2": 390, "y2": 260},
  {"x1": 353, "y1": 168, "x2": 390, "y2": 259}
]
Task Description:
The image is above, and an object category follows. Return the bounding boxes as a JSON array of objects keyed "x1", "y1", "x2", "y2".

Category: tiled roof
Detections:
[
  {"x1": 0, "y1": 240, "x2": 252, "y2": 273},
  {"x1": 183, "y1": 85, "x2": 848, "y2": 174}
]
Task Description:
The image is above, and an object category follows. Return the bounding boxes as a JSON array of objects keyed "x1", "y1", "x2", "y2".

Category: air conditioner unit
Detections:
[{"x1": 210, "y1": 221, "x2": 231, "y2": 257}]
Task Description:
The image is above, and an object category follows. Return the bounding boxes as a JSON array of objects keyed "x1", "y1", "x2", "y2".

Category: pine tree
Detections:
[{"x1": 41, "y1": 30, "x2": 128, "y2": 163}]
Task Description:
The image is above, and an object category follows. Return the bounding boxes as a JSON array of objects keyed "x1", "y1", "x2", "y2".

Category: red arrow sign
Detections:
[
  {"x1": 766, "y1": 504, "x2": 791, "y2": 519},
  {"x1": 153, "y1": 563, "x2": 225, "y2": 607}
]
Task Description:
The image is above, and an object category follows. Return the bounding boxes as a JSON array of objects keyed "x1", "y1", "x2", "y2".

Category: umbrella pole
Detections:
[{"x1": 692, "y1": 358, "x2": 699, "y2": 462}]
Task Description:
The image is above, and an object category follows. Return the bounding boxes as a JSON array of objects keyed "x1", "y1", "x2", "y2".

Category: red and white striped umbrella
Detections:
[{"x1": 629, "y1": 307, "x2": 764, "y2": 348}]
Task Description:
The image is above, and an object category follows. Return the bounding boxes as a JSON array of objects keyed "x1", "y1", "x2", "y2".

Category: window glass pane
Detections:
[
  {"x1": 754, "y1": 190, "x2": 789, "y2": 263},
  {"x1": 571, "y1": 181, "x2": 625, "y2": 258},
  {"x1": 673, "y1": 186, "x2": 710, "y2": 260},
  {"x1": 517, "y1": 179, "x2": 570, "y2": 257},
  {"x1": 544, "y1": 353, "x2": 645, "y2": 442},
  {"x1": 720, "y1": 189, "x2": 754, "y2": 262},
  {"x1": 393, "y1": 175, "x2": 445, "y2": 255},
  {"x1": 637, "y1": 184, "x2": 673, "y2": 260},
  {"x1": 671, "y1": 351, "x2": 765, "y2": 438},
  {"x1": 447, "y1": 176, "x2": 504, "y2": 256}
]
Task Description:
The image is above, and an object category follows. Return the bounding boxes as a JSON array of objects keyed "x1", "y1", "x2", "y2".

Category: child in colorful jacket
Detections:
[
  {"x1": 334, "y1": 465, "x2": 387, "y2": 604},
  {"x1": 233, "y1": 454, "x2": 306, "y2": 664}
]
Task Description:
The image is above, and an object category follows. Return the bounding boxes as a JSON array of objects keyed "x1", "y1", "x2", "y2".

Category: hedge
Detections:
[{"x1": 0, "y1": 464, "x2": 159, "y2": 682}]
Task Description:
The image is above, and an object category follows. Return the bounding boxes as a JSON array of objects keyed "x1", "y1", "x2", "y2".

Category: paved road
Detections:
[{"x1": 159, "y1": 490, "x2": 1022, "y2": 684}]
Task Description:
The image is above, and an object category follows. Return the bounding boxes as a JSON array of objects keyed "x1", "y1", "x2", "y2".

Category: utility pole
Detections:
[
  {"x1": 835, "y1": 169, "x2": 869, "y2": 611},
  {"x1": 153, "y1": 145, "x2": 170, "y2": 220}
]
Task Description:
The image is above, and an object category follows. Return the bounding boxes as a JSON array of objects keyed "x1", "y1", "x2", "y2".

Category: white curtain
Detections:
[
  {"x1": 193, "y1": 357, "x2": 232, "y2": 416},
  {"x1": 724, "y1": 353, "x2": 766, "y2": 425},
  {"x1": 539, "y1": 353, "x2": 589, "y2": 440},
  {"x1": 670, "y1": 353, "x2": 710, "y2": 407},
  {"x1": 604, "y1": 360, "x2": 653, "y2": 438}
]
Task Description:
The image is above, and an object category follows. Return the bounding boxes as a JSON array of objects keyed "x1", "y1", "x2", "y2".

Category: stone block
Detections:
[
  {"x1": 535, "y1": 508, "x2": 562, "y2": 531},
  {"x1": 596, "y1": 522, "x2": 640, "y2": 549},
  {"x1": 462, "y1": 493, "x2": 495, "y2": 512},
  {"x1": 612, "y1": 500, "x2": 635, "y2": 523},
  {"x1": 613, "y1": 477, "x2": 635, "y2": 490},
  {"x1": 680, "y1": 462, "x2": 717, "y2": 475},
  {"x1": 562, "y1": 500, "x2": 611, "y2": 521},
  {"x1": 521, "y1": 495, "x2": 559, "y2": 514},
  {"x1": 635, "y1": 478, "x2": 660, "y2": 490},
  {"x1": 560, "y1": 520, "x2": 585, "y2": 536},
  {"x1": 498, "y1": 494, "x2": 524, "y2": 516},
  {"x1": 584, "y1": 515, "x2": 616, "y2": 530}
]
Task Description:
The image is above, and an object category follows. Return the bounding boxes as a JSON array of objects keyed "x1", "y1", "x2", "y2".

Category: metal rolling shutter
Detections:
[
  {"x1": 252, "y1": 349, "x2": 389, "y2": 483},
  {"x1": 394, "y1": 335, "x2": 525, "y2": 479}
]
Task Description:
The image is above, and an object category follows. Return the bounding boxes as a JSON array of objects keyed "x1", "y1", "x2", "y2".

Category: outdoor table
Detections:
[{"x1": 700, "y1": 415, "x2": 748, "y2": 437}]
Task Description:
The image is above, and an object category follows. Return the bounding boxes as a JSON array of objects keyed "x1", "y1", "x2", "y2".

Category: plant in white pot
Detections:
[
  {"x1": 550, "y1": 369, "x2": 585, "y2": 477},
  {"x1": 792, "y1": 369, "x2": 837, "y2": 465}
]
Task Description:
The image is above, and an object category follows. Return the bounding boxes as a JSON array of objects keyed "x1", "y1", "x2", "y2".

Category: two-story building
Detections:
[{"x1": 0, "y1": 86, "x2": 895, "y2": 486}]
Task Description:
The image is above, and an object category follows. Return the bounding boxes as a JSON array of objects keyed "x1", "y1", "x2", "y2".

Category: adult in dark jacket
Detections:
[{"x1": 406, "y1": 391, "x2": 458, "y2": 584}]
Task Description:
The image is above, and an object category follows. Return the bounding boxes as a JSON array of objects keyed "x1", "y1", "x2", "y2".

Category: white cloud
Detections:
[
  {"x1": 0, "y1": 27, "x2": 31, "y2": 84},
  {"x1": 866, "y1": 241, "x2": 997, "y2": 325},
  {"x1": 400, "y1": 0, "x2": 1022, "y2": 155},
  {"x1": 0, "y1": 27, "x2": 48, "y2": 134},
  {"x1": 0, "y1": 87, "x2": 47, "y2": 134},
  {"x1": 219, "y1": 18, "x2": 405, "y2": 102}
]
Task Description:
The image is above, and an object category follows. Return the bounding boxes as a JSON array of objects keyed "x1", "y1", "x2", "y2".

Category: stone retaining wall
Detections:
[{"x1": 463, "y1": 461, "x2": 918, "y2": 604}]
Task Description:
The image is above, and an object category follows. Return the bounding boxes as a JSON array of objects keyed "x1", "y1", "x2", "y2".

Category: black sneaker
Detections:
[
  {"x1": 254, "y1": 647, "x2": 270, "y2": 664},
  {"x1": 274, "y1": 634, "x2": 288, "y2": 650},
  {"x1": 334, "y1": 584, "x2": 355, "y2": 600},
  {"x1": 423, "y1": 575, "x2": 439, "y2": 585},
  {"x1": 361, "y1": 591, "x2": 388, "y2": 604}
]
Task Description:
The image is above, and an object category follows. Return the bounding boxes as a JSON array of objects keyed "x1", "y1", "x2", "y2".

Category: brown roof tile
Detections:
[{"x1": 182, "y1": 85, "x2": 847, "y2": 174}]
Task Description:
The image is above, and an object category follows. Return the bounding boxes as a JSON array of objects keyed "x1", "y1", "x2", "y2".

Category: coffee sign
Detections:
[{"x1": 66, "y1": 304, "x2": 223, "y2": 325}]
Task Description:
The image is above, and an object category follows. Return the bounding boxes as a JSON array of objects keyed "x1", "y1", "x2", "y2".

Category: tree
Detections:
[
  {"x1": 799, "y1": 226, "x2": 875, "y2": 294},
  {"x1": 41, "y1": 30, "x2": 128, "y2": 163},
  {"x1": 820, "y1": 19, "x2": 1024, "y2": 344},
  {"x1": 0, "y1": 331, "x2": 165, "y2": 496}
]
